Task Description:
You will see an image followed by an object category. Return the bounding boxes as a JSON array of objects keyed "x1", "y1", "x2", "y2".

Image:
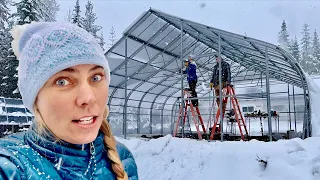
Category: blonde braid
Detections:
[{"x1": 100, "y1": 107, "x2": 128, "y2": 180}]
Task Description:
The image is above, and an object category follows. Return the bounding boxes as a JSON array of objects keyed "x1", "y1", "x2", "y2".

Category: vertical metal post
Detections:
[
  {"x1": 149, "y1": 109, "x2": 153, "y2": 134},
  {"x1": 218, "y1": 35, "x2": 223, "y2": 141},
  {"x1": 287, "y1": 83, "x2": 292, "y2": 130},
  {"x1": 265, "y1": 47, "x2": 272, "y2": 142},
  {"x1": 137, "y1": 109, "x2": 140, "y2": 134},
  {"x1": 293, "y1": 85, "x2": 297, "y2": 131},
  {"x1": 180, "y1": 21, "x2": 184, "y2": 138},
  {"x1": 260, "y1": 72, "x2": 263, "y2": 98},
  {"x1": 260, "y1": 72, "x2": 263, "y2": 87},
  {"x1": 303, "y1": 88, "x2": 309, "y2": 138},
  {"x1": 161, "y1": 107, "x2": 164, "y2": 135},
  {"x1": 124, "y1": 37, "x2": 128, "y2": 139},
  {"x1": 170, "y1": 99, "x2": 178, "y2": 135},
  {"x1": 307, "y1": 89, "x2": 311, "y2": 138}
]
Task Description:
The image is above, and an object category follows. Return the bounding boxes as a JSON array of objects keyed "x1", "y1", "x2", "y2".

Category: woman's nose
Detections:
[{"x1": 75, "y1": 82, "x2": 97, "y2": 107}]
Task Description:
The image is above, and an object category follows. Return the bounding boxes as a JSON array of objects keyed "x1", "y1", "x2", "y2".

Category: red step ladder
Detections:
[
  {"x1": 209, "y1": 85, "x2": 248, "y2": 141},
  {"x1": 173, "y1": 89, "x2": 206, "y2": 140}
]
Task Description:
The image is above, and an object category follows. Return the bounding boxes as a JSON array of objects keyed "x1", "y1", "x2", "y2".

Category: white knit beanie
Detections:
[{"x1": 10, "y1": 22, "x2": 110, "y2": 113}]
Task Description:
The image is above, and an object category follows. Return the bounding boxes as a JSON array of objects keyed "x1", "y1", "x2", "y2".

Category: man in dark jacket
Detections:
[
  {"x1": 183, "y1": 55, "x2": 198, "y2": 106},
  {"x1": 210, "y1": 55, "x2": 231, "y2": 114}
]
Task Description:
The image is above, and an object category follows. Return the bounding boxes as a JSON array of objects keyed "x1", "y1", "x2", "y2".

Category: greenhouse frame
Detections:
[
  {"x1": 0, "y1": 8, "x2": 311, "y2": 141},
  {"x1": 105, "y1": 9, "x2": 311, "y2": 141}
]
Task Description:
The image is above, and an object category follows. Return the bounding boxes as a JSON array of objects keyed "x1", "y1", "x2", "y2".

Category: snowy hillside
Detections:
[{"x1": 118, "y1": 135, "x2": 320, "y2": 180}]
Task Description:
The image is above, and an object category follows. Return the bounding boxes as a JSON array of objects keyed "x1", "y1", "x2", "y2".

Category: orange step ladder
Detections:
[
  {"x1": 173, "y1": 89, "x2": 206, "y2": 140},
  {"x1": 209, "y1": 85, "x2": 248, "y2": 141}
]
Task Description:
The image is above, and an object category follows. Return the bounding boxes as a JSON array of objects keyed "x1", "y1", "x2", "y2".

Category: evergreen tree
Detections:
[
  {"x1": 300, "y1": 23, "x2": 320, "y2": 75},
  {"x1": 300, "y1": 23, "x2": 312, "y2": 73},
  {"x1": 35, "y1": 0, "x2": 59, "y2": 22},
  {"x1": 108, "y1": 26, "x2": 117, "y2": 48},
  {"x1": 0, "y1": 0, "x2": 23, "y2": 98},
  {"x1": 1, "y1": 51, "x2": 20, "y2": 98},
  {"x1": 1, "y1": 0, "x2": 60, "y2": 98},
  {"x1": 289, "y1": 36, "x2": 300, "y2": 63},
  {"x1": 83, "y1": 0, "x2": 101, "y2": 39},
  {"x1": 71, "y1": 0, "x2": 82, "y2": 27},
  {"x1": 0, "y1": 19, "x2": 21, "y2": 98},
  {"x1": 0, "y1": 0, "x2": 11, "y2": 97},
  {"x1": 312, "y1": 29, "x2": 320, "y2": 62},
  {"x1": 301, "y1": 23, "x2": 311, "y2": 59},
  {"x1": 98, "y1": 31, "x2": 105, "y2": 51},
  {"x1": 12, "y1": 0, "x2": 38, "y2": 25},
  {"x1": 0, "y1": 0, "x2": 10, "y2": 30},
  {"x1": 65, "y1": 8, "x2": 72, "y2": 22},
  {"x1": 0, "y1": 0, "x2": 11, "y2": 57},
  {"x1": 278, "y1": 20, "x2": 290, "y2": 51}
]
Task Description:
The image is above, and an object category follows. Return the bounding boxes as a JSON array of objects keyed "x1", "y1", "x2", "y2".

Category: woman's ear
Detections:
[{"x1": 33, "y1": 98, "x2": 39, "y2": 111}]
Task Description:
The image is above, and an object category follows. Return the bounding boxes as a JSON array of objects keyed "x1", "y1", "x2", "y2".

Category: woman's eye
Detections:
[
  {"x1": 92, "y1": 74, "x2": 102, "y2": 82},
  {"x1": 55, "y1": 79, "x2": 70, "y2": 86}
]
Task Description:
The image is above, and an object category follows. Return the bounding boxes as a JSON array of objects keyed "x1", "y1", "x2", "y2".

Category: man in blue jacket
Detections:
[{"x1": 183, "y1": 55, "x2": 198, "y2": 106}]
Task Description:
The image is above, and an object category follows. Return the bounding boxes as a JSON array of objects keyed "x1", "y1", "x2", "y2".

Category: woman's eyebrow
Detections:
[
  {"x1": 62, "y1": 68, "x2": 77, "y2": 73},
  {"x1": 61, "y1": 65, "x2": 103, "y2": 73},
  {"x1": 89, "y1": 65, "x2": 103, "y2": 72}
]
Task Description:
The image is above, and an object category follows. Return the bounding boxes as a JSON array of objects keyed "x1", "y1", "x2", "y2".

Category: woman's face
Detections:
[{"x1": 36, "y1": 64, "x2": 109, "y2": 144}]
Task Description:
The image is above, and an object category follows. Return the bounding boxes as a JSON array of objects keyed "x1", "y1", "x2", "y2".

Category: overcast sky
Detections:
[{"x1": 54, "y1": 0, "x2": 320, "y2": 48}]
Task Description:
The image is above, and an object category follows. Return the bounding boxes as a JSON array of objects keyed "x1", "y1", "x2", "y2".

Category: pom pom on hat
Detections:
[{"x1": 10, "y1": 22, "x2": 34, "y2": 59}]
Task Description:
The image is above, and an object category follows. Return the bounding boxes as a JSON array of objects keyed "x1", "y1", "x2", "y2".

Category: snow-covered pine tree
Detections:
[
  {"x1": 278, "y1": 20, "x2": 290, "y2": 51},
  {"x1": 300, "y1": 23, "x2": 320, "y2": 74},
  {"x1": 98, "y1": 31, "x2": 105, "y2": 51},
  {"x1": 12, "y1": 0, "x2": 38, "y2": 25},
  {"x1": 0, "y1": 0, "x2": 10, "y2": 30},
  {"x1": 0, "y1": 0, "x2": 10, "y2": 50},
  {"x1": 0, "y1": 0, "x2": 11, "y2": 97},
  {"x1": 71, "y1": 0, "x2": 82, "y2": 27},
  {"x1": 83, "y1": 0, "x2": 101, "y2": 39},
  {"x1": 34, "y1": 0, "x2": 59, "y2": 22},
  {"x1": 0, "y1": 20, "x2": 21, "y2": 98},
  {"x1": 312, "y1": 29, "x2": 320, "y2": 62},
  {"x1": 301, "y1": 23, "x2": 311, "y2": 61},
  {"x1": 2, "y1": 48, "x2": 20, "y2": 98},
  {"x1": 289, "y1": 36, "x2": 300, "y2": 63},
  {"x1": 108, "y1": 26, "x2": 117, "y2": 48},
  {"x1": 65, "y1": 8, "x2": 72, "y2": 22},
  {"x1": 0, "y1": 1, "x2": 25, "y2": 98}
]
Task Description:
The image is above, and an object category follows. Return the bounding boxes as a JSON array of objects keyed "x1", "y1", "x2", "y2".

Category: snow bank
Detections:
[
  {"x1": 306, "y1": 76, "x2": 320, "y2": 136},
  {"x1": 118, "y1": 135, "x2": 320, "y2": 180}
]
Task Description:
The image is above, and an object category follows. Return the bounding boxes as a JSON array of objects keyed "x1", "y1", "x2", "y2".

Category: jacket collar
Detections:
[{"x1": 25, "y1": 122, "x2": 105, "y2": 170}]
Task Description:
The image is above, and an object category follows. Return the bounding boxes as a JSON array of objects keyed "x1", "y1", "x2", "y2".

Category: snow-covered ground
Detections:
[
  {"x1": 118, "y1": 135, "x2": 320, "y2": 180},
  {"x1": 307, "y1": 75, "x2": 320, "y2": 137},
  {"x1": 114, "y1": 75, "x2": 320, "y2": 180}
]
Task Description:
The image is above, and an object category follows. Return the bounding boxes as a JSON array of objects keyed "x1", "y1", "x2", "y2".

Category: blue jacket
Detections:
[
  {"x1": 0, "y1": 124, "x2": 138, "y2": 180},
  {"x1": 183, "y1": 61, "x2": 197, "y2": 82}
]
